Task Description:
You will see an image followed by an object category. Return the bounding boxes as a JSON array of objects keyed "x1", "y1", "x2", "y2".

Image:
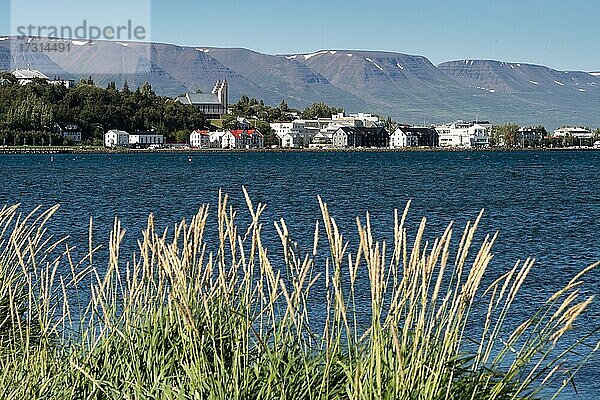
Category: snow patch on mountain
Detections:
[
  {"x1": 303, "y1": 51, "x2": 329, "y2": 60},
  {"x1": 365, "y1": 57, "x2": 384, "y2": 71}
]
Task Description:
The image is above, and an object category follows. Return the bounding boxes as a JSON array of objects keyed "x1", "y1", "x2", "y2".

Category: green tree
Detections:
[
  {"x1": 279, "y1": 99, "x2": 289, "y2": 112},
  {"x1": 301, "y1": 102, "x2": 343, "y2": 119},
  {"x1": 219, "y1": 115, "x2": 239, "y2": 130},
  {"x1": 491, "y1": 123, "x2": 519, "y2": 147}
]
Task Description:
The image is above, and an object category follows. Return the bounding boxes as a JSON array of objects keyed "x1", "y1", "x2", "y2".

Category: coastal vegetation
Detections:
[
  {"x1": 0, "y1": 191, "x2": 598, "y2": 399},
  {"x1": 0, "y1": 75, "x2": 209, "y2": 145},
  {"x1": 0, "y1": 75, "x2": 350, "y2": 147}
]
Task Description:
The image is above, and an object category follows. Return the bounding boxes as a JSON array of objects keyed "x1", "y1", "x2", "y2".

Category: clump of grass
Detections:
[{"x1": 0, "y1": 189, "x2": 597, "y2": 399}]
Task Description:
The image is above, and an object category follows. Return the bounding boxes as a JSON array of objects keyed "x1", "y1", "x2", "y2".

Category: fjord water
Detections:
[{"x1": 1, "y1": 150, "x2": 599, "y2": 398}]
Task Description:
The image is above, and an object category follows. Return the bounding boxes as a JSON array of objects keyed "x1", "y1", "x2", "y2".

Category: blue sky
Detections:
[{"x1": 1, "y1": 0, "x2": 599, "y2": 71}]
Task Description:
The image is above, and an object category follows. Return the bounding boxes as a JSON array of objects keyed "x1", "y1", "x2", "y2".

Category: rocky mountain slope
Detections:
[{"x1": 1, "y1": 36, "x2": 599, "y2": 128}]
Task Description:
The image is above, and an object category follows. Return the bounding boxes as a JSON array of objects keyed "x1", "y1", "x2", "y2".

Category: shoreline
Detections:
[{"x1": 0, "y1": 146, "x2": 599, "y2": 155}]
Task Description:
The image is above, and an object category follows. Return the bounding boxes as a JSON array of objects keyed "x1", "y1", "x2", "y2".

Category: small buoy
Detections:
[{"x1": 188, "y1": 157, "x2": 192, "y2": 162}]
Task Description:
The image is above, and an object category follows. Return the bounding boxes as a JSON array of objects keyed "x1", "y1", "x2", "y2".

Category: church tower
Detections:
[{"x1": 211, "y1": 80, "x2": 228, "y2": 112}]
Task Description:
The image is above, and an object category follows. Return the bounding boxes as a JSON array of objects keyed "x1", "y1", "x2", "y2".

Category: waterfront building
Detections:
[
  {"x1": 221, "y1": 129, "x2": 264, "y2": 149},
  {"x1": 436, "y1": 121, "x2": 489, "y2": 147},
  {"x1": 517, "y1": 126, "x2": 546, "y2": 147},
  {"x1": 332, "y1": 127, "x2": 362, "y2": 148},
  {"x1": 552, "y1": 127, "x2": 593, "y2": 138},
  {"x1": 128, "y1": 131, "x2": 165, "y2": 147},
  {"x1": 104, "y1": 130, "x2": 130, "y2": 147},
  {"x1": 271, "y1": 120, "x2": 320, "y2": 147},
  {"x1": 190, "y1": 130, "x2": 211, "y2": 148},
  {"x1": 390, "y1": 127, "x2": 418, "y2": 148},
  {"x1": 329, "y1": 126, "x2": 389, "y2": 148},
  {"x1": 309, "y1": 131, "x2": 333, "y2": 148},
  {"x1": 175, "y1": 80, "x2": 228, "y2": 119},
  {"x1": 53, "y1": 122, "x2": 82, "y2": 143},
  {"x1": 280, "y1": 133, "x2": 301, "y2": 148},
  {"x1": 236, "y1": 117, "x2": 251, "y2": 130},
  {"x1": 209, "y1": 131, "x2": 227, "y2": 148},
  {"x1": 391, "y1": 126, "x2": 438, "y2": 148},
  {"x1": 323, "y1": 112, "x2": 383, "y2": 129},
  {"x1": 359, "y1": 127, "x2": 390, "y2": 148}
]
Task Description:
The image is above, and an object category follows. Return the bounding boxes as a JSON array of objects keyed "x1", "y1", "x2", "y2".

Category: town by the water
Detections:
[{"x1": 3, "y1": 68, "x2": 600, "y2": 152}]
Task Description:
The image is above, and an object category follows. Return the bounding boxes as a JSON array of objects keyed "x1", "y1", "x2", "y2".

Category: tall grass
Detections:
[{"x1": 0, "y1": 190, "x2": 597, "y2": 399}]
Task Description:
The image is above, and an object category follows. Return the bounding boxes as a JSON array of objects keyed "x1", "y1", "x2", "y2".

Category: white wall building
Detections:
[
  {"x1": 271, "y1": 120, "x2": 319, "y2": 147},
  {"x1": 104, "y1": 130, "x2": 163, "y2": 147},
  {"x1": 210, "y1": 131, "x2": 227, "y2": 148},
  {"x1": 470, "y1": 124, "x2": 490, "y2": 147},
  {"x1": 129, "y1": 132, "x2": 164, "y2": 147},
  {"x1": 270, "y1": 122, "x2": 294, "y2": 137},
  {"x1": 104, "y1": 130, "x2": 130, "y2": 147},
  {"x1": 349, "y1": 113, "x2": 382, "y2": 127},
  {"x1": 190, "y1": 130, "x2": 211, "y2": 148},
  {"x1": 390, "y1": 128, "x2": 418, "y2": 148},
  {"x1": 221, "y1": 130, "x2": 264, "y2": 149},
  {"x1": 281, "y1": 133, "x2": 301, "y2": 148},
  {"x1": 552, "y1": 127, "x2": 593, "y2": 138},
  {"x1": 436, "y1": 121, "x2": 490, "y2": 147}
]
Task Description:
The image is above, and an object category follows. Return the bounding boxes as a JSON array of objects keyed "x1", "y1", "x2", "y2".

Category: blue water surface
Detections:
[{"x1": 0, "y1": 150, "x2": 599, "y2": 398}]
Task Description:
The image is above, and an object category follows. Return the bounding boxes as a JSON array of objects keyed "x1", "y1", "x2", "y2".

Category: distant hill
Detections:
[{"x1": 1, "y1": 36, "x2": 599, "y2": 129}]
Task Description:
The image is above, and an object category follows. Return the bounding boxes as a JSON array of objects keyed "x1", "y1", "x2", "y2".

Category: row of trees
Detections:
[
  {"x1": 228, "y1": 95, "x2": 344, "y2": 123},
  {"x1": 0, "y1": 73, "x2": 208, "y2": 145}
]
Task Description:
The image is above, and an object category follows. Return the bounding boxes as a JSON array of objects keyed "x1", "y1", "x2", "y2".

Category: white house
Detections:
[
  {"x1": 12, "y1": 68, "x2": 75, "y2": 88},
  {"x1": 271, "y1": 120, "x2": 319, "y2": 147},
  {"x1": 53, "y1": 122, "x2": 82, "y2": 143},
  {"x1": 309, "y1": 131, "x2": 333, "y2": 148},
  {"x1": 270, "y1": 122, "x2": 294, "y2": 137},
  {"x1": 390, "y1": 128, "x2": 418, "y2": 148},
  {"x1": 470, "y1": 124, "x2": 490, "y2": 147},
  {"x1": 221, "y1": 130, "x2": 264, "y2": 149},
  {"x1": 104, "y1": 130, "x2": 130, "y2": 147},
  {"x1": 281, "y1": 133, "x2": 301, "y2": 148},
  {"x1": 129, "y1": 132, "x2": 164, "y2": 147},
  {"x1": 210, "y1": 131, "x2": 227, "y2": 148},
  {"x1": 349, "y1": 113, "x2": 382, "y2": 127},
  {"x1": 552, "y1": 127, "x2": 592, "y2": 138},
  {"x1": 190, "y1": 130, "x2": 210, "y2": 148},
  {"x1": 436, "y1": 121, "x2": 490, "y2": 147},
  {"x1": 236, "y1": 117, "x2": 251, "y2": 130},
  {"x1": 222, "y1": 131, "x2": 241, "y2": 149}
]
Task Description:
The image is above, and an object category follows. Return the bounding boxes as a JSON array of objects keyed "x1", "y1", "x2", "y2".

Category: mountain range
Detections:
[{"x1": 1, "y1": 36, "x2": 599, "y2": 129}]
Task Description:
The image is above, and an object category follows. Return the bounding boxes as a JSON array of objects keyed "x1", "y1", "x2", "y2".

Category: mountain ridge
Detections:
[{"x1": 1, "y1": 36, "x2": 599, "y2": 129}]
